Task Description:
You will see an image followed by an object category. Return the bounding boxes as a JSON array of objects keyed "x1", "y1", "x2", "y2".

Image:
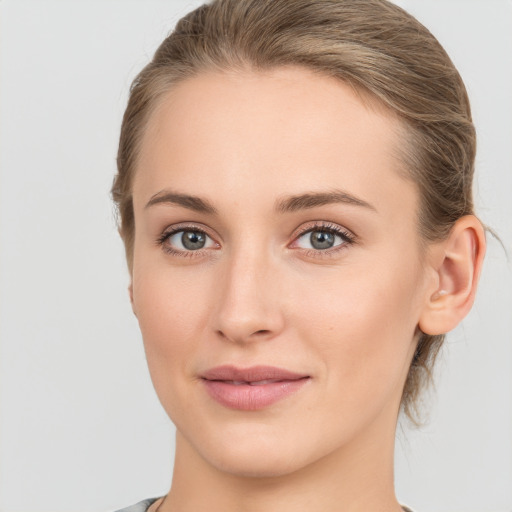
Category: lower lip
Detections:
[{"x1": 202, "y1": 378, "x2": 310, "y2": 411}]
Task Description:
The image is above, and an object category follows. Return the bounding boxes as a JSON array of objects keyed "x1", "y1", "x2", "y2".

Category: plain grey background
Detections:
[{"x1": 0, "y1": 1, "x2": 511, "y2": 511}]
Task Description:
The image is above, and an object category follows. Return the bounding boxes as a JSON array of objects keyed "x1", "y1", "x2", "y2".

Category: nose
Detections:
[{"x1": 213, "y1": 247, "x2": 285, "y2": 344}]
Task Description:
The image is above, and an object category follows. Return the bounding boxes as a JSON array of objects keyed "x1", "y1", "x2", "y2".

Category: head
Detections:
[{"x1": 112, "y1": 0, "x2": 485, "y2": 475}]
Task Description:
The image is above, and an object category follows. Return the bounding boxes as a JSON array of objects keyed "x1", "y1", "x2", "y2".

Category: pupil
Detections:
[
  {"x1": 182, "y1": 231, "x2": 206, "y2": 250},
  {"x1": 310, "y1": 231, "x2": 334, "y2": 250}
]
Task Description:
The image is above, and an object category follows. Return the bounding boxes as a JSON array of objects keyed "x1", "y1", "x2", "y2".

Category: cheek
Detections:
[
  {"x1": 291, "y1": 256, "x2": 422, "y2": 405},
  {"x1": 135, "y1": 273, "x2": 200, "y2": 346},
  {"x1": 131, "y1": 263, "x2": 212, "y2": 408}
]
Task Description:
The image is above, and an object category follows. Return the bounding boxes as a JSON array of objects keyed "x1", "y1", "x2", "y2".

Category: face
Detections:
[{"x1": 130, "y1": 66, "x2": 431, "y2": 477}]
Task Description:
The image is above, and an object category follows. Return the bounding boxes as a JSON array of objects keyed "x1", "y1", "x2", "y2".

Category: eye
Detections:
[
  {"x1": 300, "y1": 230, "x2": 338, "y2": 250},
  {"x1": 292, "y1": 223, "x2": 355, "y2": 253},
  {"x1": 158, "y1": 227, "x2": 218, "y2": 255}
]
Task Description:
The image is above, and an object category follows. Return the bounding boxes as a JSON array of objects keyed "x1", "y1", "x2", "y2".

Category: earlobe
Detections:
[
  {"x1": 128, "y1": 283, "x2": 137, "y2": 317},
  {"x1": 419, "y1": 215, "x2": 486, "y2": 336}
]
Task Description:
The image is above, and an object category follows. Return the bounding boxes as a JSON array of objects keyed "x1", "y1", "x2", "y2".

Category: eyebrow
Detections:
[
  {"x1": 145, "y1": 191, "x2": 218, "y2": 214},
  {"x1": 275, "y1": 189, "x2": 376, "y2": 214},
  {"x1": 145, "y1": 188, "x2": 376, "y2": 215}
]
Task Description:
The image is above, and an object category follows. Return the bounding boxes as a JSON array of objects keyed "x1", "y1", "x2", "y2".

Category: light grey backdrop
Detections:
[{"x1": 0, "y1": 1, "x2": 511, "y2": 511}]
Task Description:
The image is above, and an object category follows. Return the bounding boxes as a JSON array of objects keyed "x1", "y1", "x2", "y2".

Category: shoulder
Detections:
[{"x1": 113, "y1": 497, "x2": 160, "y2": 512}]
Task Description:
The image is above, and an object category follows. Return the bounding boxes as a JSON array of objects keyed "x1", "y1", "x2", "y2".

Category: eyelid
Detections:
[{"x1": 292, "y1": 221, "x2": 355, "y2": 239}]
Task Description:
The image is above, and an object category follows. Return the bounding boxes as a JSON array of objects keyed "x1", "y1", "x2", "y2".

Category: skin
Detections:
[{"x1": 128, "y1": 66, "x2": 485, "y2": 512}]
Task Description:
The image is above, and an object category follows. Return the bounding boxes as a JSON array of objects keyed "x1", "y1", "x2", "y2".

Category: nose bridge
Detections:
[{"x1": 214, "y1": 238, "x2": 283, "y2": 343}]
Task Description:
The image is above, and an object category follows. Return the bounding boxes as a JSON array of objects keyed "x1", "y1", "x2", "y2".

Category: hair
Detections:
[{"x1": 112, "y1": 0, "x2": 476, "y2": 424}]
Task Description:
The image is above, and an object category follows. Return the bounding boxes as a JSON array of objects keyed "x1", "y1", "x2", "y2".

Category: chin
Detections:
[
  {"x1": 204, "y1": 443, "x2": 309, "y2": 479},
  {"x1": 178, "y1": 417, "x2": 345, "y2": 480}
]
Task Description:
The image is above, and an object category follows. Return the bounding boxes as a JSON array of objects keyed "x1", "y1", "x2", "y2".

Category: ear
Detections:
[
  {"x1": 128, "y1": 282, "x2": 137, "y2": 317},
  {"x1": 419, "y1": 215, "x2": 486, "y2": 335}
]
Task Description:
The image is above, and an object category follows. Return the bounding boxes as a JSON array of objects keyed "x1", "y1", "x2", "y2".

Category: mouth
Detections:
[
  {"x1": 200, "y1": 365, "x2": 311, "y2": 410},
  {"x1": 221, "y1": 379, "x2": 295, "y2": 386}
]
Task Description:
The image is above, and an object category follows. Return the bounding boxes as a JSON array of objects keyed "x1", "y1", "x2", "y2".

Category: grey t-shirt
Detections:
[
  {"x1": 114, "y1": 498, "x2": 160, "y2": 512},
  {"x1": 114, "y1": 497, "x2": 415, "y2": 512}
]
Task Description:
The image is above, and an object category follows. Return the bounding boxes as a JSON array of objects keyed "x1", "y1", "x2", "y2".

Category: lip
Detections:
[{"x1": 200, "y1": 365, "x2": 310, "y2": 411}]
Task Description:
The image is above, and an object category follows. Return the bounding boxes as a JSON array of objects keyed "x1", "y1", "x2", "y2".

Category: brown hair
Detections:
[{"x1": 112, "y1": 0, "x2": 476, "y2": 423}]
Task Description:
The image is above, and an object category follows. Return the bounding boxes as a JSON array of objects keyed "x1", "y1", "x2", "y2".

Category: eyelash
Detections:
[
  {"x1": 156, "y1": 224, "x2": 216, "y2": 258},
  {"x1": 156, "y1": 221, "x2": 356, "y2": 259},
  {"x1": 292, "y1": 222, "x2": 356, "y2": 258}
]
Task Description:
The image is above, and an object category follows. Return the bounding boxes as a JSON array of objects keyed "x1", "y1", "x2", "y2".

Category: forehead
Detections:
[{"x1": 134, "y1": 66, "x2": 416, "y2": 217}]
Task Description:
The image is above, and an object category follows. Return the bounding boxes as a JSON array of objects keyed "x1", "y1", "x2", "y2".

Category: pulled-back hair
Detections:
[{"x1": 112, "y1": 0, "x2": 476, "y2": 423}]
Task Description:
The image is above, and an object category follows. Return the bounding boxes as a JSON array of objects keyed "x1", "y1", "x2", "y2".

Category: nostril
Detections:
[{"x1": 215, "y1": 328, "x2": 273, "y2": 343}]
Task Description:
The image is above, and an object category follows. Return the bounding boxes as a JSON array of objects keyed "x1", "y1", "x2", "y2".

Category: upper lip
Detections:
[{"x1": 201, "y1": 365, "x2": 309, "y2": 383}]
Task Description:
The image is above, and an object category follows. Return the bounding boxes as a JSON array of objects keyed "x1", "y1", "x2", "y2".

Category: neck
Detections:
[{"x1": 157, "y1": 406, "x2": 403, "y2": 512}]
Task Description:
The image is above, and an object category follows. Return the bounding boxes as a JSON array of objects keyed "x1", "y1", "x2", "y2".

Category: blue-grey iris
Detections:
[
  {"x1": 182, "y1": 231, "x2": 206, "y2": 250},
  {"x1": 310, "y1": 231, "x2": 335, "y2": 250}
]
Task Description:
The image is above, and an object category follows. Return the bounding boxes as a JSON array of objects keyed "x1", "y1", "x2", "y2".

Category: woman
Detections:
[{"x1": 112, "y1": 1, "x2": 485, "y2": 511}]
